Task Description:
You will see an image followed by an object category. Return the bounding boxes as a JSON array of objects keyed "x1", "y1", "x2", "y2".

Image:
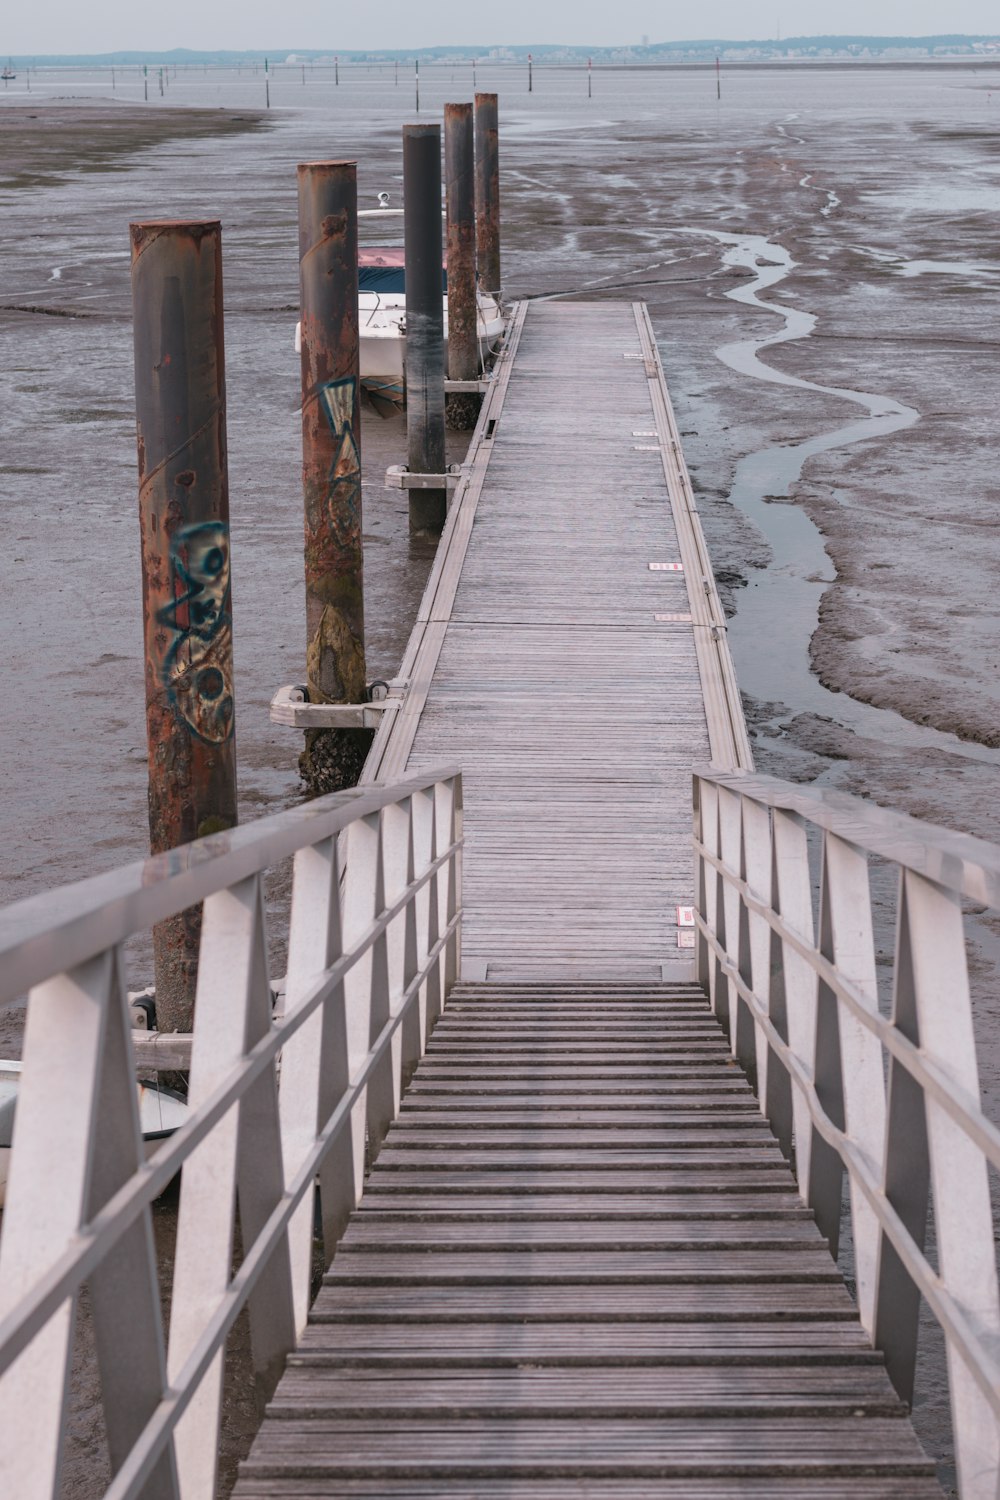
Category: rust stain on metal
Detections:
[
  {"x1": 445, "y1": 102, "x2": 477, "y2": 384},
  {"x1": 130, "y1": 217, "x2": 238, "y2": 1030},
  {"x1": 474, "y1": 92, "x2": 501, "y2": 297},
  {"x1": 297, "y1": 162, "x2": 366, "y2": 706}
]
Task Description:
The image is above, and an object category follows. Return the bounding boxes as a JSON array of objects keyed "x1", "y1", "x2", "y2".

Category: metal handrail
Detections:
[
  {"x1": 694, "y1": 767, "x2": 1000, "y2": 1500},
  {"x1": 0, "y1": 767, "x2": 463, "y2": 1500}
]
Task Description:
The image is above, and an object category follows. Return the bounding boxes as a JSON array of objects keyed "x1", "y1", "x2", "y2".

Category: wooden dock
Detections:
[
  {"x1": 234, "y1": 303, "x2": 943, "y2": 1496},
  {"x1": 365, "y1": 300, "x2": 749, "y2": 980}
]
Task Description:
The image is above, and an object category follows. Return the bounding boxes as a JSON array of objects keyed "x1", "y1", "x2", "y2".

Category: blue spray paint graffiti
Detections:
[
  {"x1": 157, "y1": 520, "x2": 235, "y2": 743},
  {"x1": 319, "y1": 375, "x2": 361, "y2": 537}
]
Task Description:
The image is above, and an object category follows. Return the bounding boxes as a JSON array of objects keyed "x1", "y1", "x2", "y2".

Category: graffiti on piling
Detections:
[{"x1": 158, "y1": 520, "x2": 235, "y2": 743}]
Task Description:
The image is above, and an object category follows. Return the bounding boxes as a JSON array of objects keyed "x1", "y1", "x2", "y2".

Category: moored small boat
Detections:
[{"x1": 0, "y1": 1061, "x2": 188, "y2": 1208}]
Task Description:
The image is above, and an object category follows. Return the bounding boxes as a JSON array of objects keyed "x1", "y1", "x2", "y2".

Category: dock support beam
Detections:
[
  {"x1": 403, "y1": 123, "x2": 447, "y2": 533},
  {"x1": 474, "y1": 92, "x2": 501, "y2": 301},
  {"x1": 297, "y1": 160, "x2": 369, "y2": 793},
  {"x1": 130, "y1": 218, "x2": 238, "y2": 1032},
  {"x1": 444, "y1": 101, "x2": 479, "y2": 430}
]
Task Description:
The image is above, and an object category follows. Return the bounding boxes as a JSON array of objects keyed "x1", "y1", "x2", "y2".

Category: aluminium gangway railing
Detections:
[
  {"x1": 0, "y1": 768, "x2": 462, "y2": 1499},
  {"x1": 694, "y1": 768, "x2": 1000, "y2": 1500}
]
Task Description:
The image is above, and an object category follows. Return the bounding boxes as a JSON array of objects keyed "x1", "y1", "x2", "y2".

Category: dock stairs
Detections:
[{"x1": 234, "y1": 981, "x2": 941, "y2": 1497}]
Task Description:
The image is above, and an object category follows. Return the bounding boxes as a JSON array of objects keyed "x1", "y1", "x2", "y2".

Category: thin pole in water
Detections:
[
  {"x1": 415, "y1": 57, "x2": 419, "y2": 112},
  {"x1": 335, "y1": 54, "x2": 339, "y2": 85},
  {"x1": 588, "y1": 57, "x2": 592, "y2": 98},
  {"x1": 716, "y1": 54, "x2": 721, "y2": 99},
  {"x1": 395, "y1": 58, "x2": 398, "y2": 86},
  {"x1": 266, "y1": 78, "x2": 270, "y2": 108},
  {"x1": 528, "y1": 52, "x2": 533, "y2": 92}
]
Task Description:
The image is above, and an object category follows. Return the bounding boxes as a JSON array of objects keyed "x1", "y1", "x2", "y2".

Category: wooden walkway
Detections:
[
  {"x1": 364, "y1": 300, "x2": 749, "y2": 981},
  {"x1": 236, "y1": 981, "x2": 941, "y2": 1496},
  {"x1": 235, "y1": 304, "x2": 941, "y2": 1496}
]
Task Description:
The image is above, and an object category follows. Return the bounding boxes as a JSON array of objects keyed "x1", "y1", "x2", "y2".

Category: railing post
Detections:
[
  {"x1": 444, "y1": 100, "x2": 480, "y2": 430},
  {"x1": 895, "y1": 873, "x2": 1000, "y2": 1496},
  {"x1": 474, "y1": 92, "x2": 501, "y2": 299},
  {"x1": 403, "y1": 123, "x2": 448, "y2": 533},
  {"x1": 873, "y1": 867, "x2": 931, "y2": 1403},
  {"x1": 772, "y1": 807, "x2": 818, "y2": 1197},
  {"x1": 130, "y1": 218, "x2": 238, "y2": 1032},
  {"x1": 297, "y1": 160, "x2": 368, "y2": 793}
]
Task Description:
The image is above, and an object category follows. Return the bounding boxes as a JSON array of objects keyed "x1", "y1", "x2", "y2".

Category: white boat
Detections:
[
  {"x1": 0, "y1": 1061, "x2": 188, "y2": 1207},
  {"x1": 295, "y1": 203, "x2": 505, "y2": 416}
]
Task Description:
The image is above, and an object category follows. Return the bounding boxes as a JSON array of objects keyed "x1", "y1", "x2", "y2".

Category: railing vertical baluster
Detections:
[
  {"x1": 233, "y1": 880, "x2": 297, "y2": 1400},
  {"x1": 807, "y1": 832, "x2": 849, "y2": 1258},
  {"x1": 732, "y1": 793, "x2": 758, "y2": 1085},
  {"x1": 763, "y1": 830, "x2": 794, "y2": 1162},
  {"x1": 341, "y1": 812, "x2": 381, "y2": 1198},
  {"x1": 86, "y1": 946, "x2": 178, "y2": 1498},
  {"x1": 401, "y1": 800, "x2": 423, "y2": 1080},
  {"x1": 817, "y1": 834, "x2": 885, "y2": 1330},
  {"x1": 772, "y1": 807, "x2": 818, "y2": 1199},
  {"x1": 423, "y1": 788, "x2": 445, "y2": 1029},
  {"x1": 741, "y1": 796, "x2": 773, "y2": 1102},
  {"x1": 280, "y1": 835, "x2": 353, "y2": 1328},
  {"x1": 368, "y1": 804, "x2": 409, "y2": 1155},
  {"x1": 719, "y1": 786, "x2": 744, "y2": 1049},
  {"x1": 873, "y1": 867, "x2": 931, "y2": 1402},
  {"x1": 693, "y1": 777, "x2": 710, "y2": 990},
  {"x1": 365, "y1": 812, "x2": 394, "y2": 1157},
  {"x1": 439, "y1": 776, "x2": 462, "y2": 999},
  {"x1": 169, "y1": 876, "x2": 271, "y2": 1494},
  {"x1": 0, "y1": 952, "x2": 163, "y2": 1500},
  {"x1": 905, "y1": 872, "x2": 1000, "y2": 1498},
  {"x1": 699, "y1": 780, "x2": 725, "y2": 1026},
  {"x1": 412, "y1": 787, "x2": 437, "y2": 1039}
]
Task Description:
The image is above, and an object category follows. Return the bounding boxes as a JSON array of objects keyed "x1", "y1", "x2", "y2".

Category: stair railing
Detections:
[
  {"x1": 694, "y1": 767, "x2": 1000, "y2": 1500},
  {"x1": 0, "y1": 767, "x2": 462, "y2": 1500}
]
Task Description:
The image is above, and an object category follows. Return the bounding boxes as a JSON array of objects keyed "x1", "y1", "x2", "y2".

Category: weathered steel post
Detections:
[
  {"x1": 403, "y1": 123, "x2": 447, "y2": 533},
  {"x1": 444, "y1": 101, "x2": 479, "y2": 429},
  {"x1": 297, "y1": 160, "x2": 368, "y2": 793},
  {"x1": 130, "y1": 219, "x2": 238, "y2": 1033},
  {"x1": 474, "y1": 92, "x2": 501, "y2": 300}
]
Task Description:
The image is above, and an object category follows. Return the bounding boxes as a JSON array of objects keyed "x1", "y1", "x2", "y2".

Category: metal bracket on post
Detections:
[
  {"x1": 269, "y1": 682, "x2": 405, "y2": 730},
  {"x1": 444, "y1": 378, "x2": 489, "y2": 394},
  {"x1": 385, "y1": 463, "x2": 464, "y2": 492}
]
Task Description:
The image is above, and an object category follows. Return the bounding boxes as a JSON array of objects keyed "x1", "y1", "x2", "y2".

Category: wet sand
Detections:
[{"x1": 3, "y1": 66, "x2": 1000, "y2": 1492}]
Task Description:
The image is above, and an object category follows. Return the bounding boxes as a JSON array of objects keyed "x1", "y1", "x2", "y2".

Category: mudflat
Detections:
[{"x1": 3, "y1": 66, "x2": 1000, "y2": 1493}]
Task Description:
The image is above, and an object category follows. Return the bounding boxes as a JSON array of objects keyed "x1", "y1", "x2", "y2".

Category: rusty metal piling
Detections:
[
  {"x1": 404, "y1": 123, "x2": 447, "y2": 533},
  {"x1": 444, "y1": 102, "x2": 479, "y2": 428},
  {"x1": 130, "y1": 219, "x2": 238, "y2": 1032},
  {"x1": 296, "y1": 161, "x2": 368, "y2": 790},
  {"x1": 474, "y1": 92, "x2": 501, "y2": 300}
]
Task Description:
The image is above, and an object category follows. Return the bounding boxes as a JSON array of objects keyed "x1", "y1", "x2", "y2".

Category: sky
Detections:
[{"x1": 7, "y1": 0, "x2": 1000, "y2": 56}]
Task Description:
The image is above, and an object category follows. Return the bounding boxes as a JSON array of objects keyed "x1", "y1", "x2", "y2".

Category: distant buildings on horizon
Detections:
[{"x1": 10, "y1": 34, "x2": 1000, "y2": 68}]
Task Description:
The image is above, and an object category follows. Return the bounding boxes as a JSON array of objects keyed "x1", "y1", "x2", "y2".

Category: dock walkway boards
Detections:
[
  {"x1": 235, "y1": 303, "x2": 940, "y2": 1494},
  {"x1": 235, "y1": 981, "x2": 942, "y2": 1497},
  {"x1": 365, "y1": 299, "x2": 748, "y2": 981}
]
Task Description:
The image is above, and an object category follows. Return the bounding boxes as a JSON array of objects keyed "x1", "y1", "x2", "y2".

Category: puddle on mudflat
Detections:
[{"x1": 679, "y1": 225, "x2": 1000, "y2": 769}]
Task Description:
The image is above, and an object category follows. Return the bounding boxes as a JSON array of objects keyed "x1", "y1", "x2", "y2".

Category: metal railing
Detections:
[
  {"x1": 694, "y1": 768, "x2": 1000, "y2": 1500},
  {"x1": 0, "y1": 768, "x2": 462, "y2": 1499}
]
